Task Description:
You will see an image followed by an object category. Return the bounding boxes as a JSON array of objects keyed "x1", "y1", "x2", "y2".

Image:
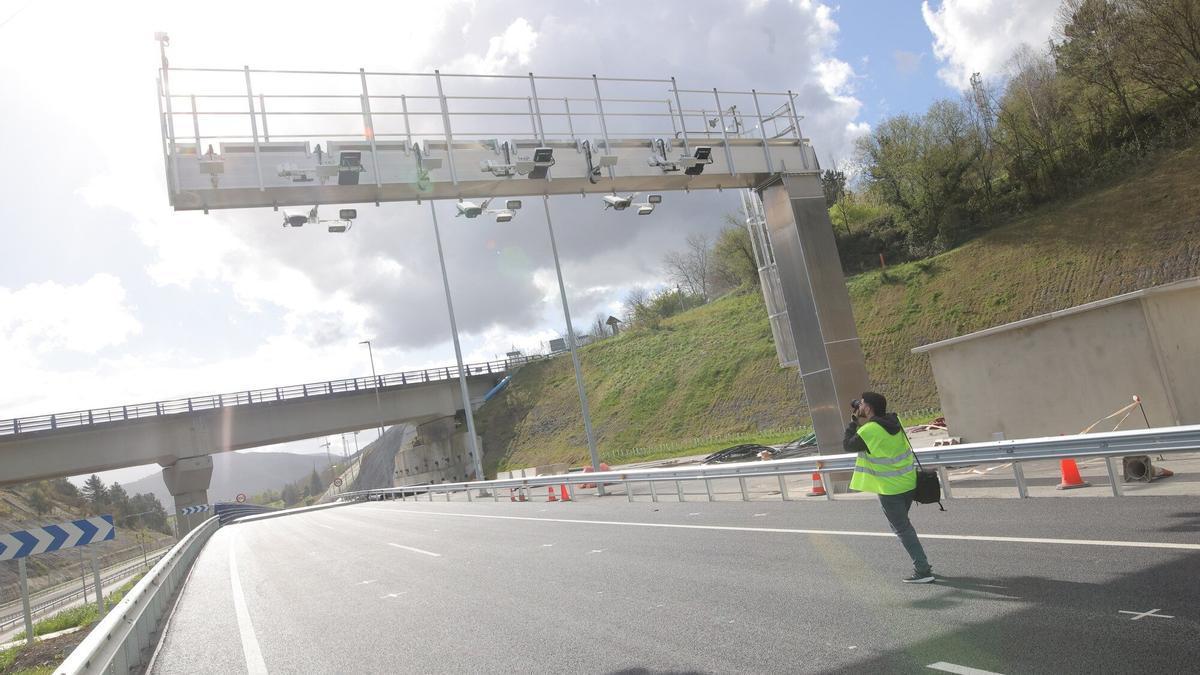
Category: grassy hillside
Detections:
[{"x1": 478, "y1": 143, "x2": 1200, "y2": 472}]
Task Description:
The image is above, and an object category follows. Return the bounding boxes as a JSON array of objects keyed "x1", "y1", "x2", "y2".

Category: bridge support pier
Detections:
[
  {"x1": 162, "y1": 455, "x2": 213, "y2": 535},
  {"x1": 759, "y1": 174, "x2": 871, "y2": 493}
]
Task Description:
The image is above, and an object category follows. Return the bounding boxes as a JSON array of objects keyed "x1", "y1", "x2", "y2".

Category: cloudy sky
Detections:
[{"x1": 0, "y1": 0, "x2": 1060, "y2": 483}]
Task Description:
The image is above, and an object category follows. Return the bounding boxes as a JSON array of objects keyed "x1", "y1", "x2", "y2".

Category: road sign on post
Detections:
[
  {"x1": 236, "y1": 493, "x2": 246, "y2": 504},
  {"x1": 1, "y1": 515, "x2": 116, "y2": 646},
  {"x1": 180, "y1": 504, "x2": 210, "y2": 515}
]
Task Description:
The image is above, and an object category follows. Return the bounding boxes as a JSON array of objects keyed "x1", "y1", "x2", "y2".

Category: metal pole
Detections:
[
  {"x1": 433, "y1": 70, "x2": 459, "y2": 186},
  {"x1": 1013, "y1": 462, "x2": 1029, "y2": 498},
  {"x1": 938, "y1": 466, "x2": 953, "y2": 499},
  {"x1": 190, "y1": 95, "x2": 201, "y2": 156},
  {"x1": 259, "y1": 93, "x2": 270, "y2": 142},
  {"x1": 242, "y1": 66, "x2": 265, "y2": 192},
  {"x1": 90, "y1": 549, "x2": 103, "y2": 615},
  {"x1": 591, "y1": 75, "x2": 615, "y2": 181},
  {"x1": 712, "y1": 89, "x2": 736, "y2": 175},
  {"x1": 1105, "y1": 457, "x2": 1124, "y2": 497},
  {"x1": 541, "y1": 196, "x2": 602, "y2": 487},
  {"x1": 528, "y1": 73, "x2": 546, "y2": 143},
  {"x1": 751, "y1": 89, "x2": 774, "y2": 171},
  {"x1": 157, "y1": 37, "x2": 181, "y2": 198},
  {"x1": 428, "y1": 202, "x2": 484, "y2": 480},
  {"x1": 359, "y1": 68, "x2": 383, "y2": 191},
  {"x1": 18, "y1": 559, "x2": 33, "y2": 645},
  {"x1": 670, "y1": 76, "x2": 689, "y2": 155},
  {"x1": 79, "y1": 549, "x2": 88, "y2": 603}
]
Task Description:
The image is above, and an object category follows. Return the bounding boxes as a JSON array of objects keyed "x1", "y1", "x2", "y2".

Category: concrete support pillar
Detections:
[
  {"x1": 760, "y1": 174, "x2": 870, "y2": 491},
  {"x1": 161, "y1": 455, "x2": 213, "y2": 535}
]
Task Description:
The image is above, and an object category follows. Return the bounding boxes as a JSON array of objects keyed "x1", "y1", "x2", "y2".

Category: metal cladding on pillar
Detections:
[{"x1": 759, "y1": 174, "x2": 870, "y2": 457}]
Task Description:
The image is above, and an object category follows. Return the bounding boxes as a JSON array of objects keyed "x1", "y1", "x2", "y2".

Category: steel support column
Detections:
[{"x1": 759, "y1": 174, "x2": 869, "y2": 491}]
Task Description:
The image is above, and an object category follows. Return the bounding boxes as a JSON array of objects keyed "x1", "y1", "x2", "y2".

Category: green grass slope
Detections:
[{"x1": 478, "y1": 144, "x2": 1200, "y2": 472}]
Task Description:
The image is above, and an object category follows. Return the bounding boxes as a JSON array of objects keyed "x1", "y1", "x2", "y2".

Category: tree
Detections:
[
  {"x1": 80, "y1": 475, "x2": 107, "y2": 506},
  {"x1": 711, "y1": 220, "x2": 759, "y2": 290},
  {"x1": 662, "y1": 233, "x2": 712, "y2": 300},
  {"x1": 590, "y1": 313, "x2": 610, "y2": 339},
  {"x1": 820, "y1": 168, "x2": 852, "y2": 235},
  {"x1": 622, "y1": 287, "x2": 650, "y2": 325},
  {"x1": 308, "y1": 468, "x2": 323, "y2": 497},
  {"x1": 1055, "y1": 0, "x2": 1143, "y2": 147},
  {"x1": 108, "y1": 482, "x2": 130, "y2": 518},
  {"x1": 29, "y1": 488, "x2": 52, "y2": 515}
]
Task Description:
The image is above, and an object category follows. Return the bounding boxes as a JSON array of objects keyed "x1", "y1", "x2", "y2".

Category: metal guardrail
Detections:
[
  {"x1": 0, "y1": 353, "x2": 553, "y2": 437},
  {"x1": 56, "y1": 517, "x2": 220, "y2": 675},
  {"x1": 0, "y1": 553, "x2": 167, "y2": 634},
  {"x1": 339, "y1": 424, "x2": 1200, "y2": 502}
]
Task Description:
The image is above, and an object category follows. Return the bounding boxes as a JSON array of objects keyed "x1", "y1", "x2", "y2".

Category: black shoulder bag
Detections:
[{"x1": 901, "y1": 427, "x2": 945, "y2": 511}]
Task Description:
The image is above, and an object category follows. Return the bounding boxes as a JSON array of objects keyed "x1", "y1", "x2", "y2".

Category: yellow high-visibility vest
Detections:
[{"x1": 848, "y1": 421, "x2": 917, "y2": 495}]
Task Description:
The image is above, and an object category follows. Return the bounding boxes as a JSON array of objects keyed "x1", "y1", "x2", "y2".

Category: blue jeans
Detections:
[{"x1": 878, "y1": 491, "x2": 931, "y2": 575}]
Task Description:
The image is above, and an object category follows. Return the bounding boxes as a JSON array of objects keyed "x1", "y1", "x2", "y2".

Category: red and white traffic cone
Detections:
[
  {"x1": 806, "y1": 472, "x2": 826, "y2": 497},
  {"x1": 560, "y1": 484, "x2": 571, "y2": 502},
  {"x1": 547, "y1": 486, "x2": 558, "y2": 502},
  {"x1": 509, "y1": 489, "x2": 516, "y2": 502}
]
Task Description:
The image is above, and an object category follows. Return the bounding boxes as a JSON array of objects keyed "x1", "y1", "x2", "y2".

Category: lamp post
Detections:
[
  {"x1": 360, "y1": 339, "x2": 408, "y2": 483},
  {"x1": 541, "y1": 196, "x2": 602, "y2": 485},
  {"x1": 428, "y1": 201, "x2": 485, "y2": 482}
]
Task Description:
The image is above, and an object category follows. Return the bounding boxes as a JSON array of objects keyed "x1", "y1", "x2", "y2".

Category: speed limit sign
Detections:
[
  {"x1": 334, "y1": 477, "x2": 343, "y2": 487},
  {"x1": 236, "y1": 493, "x2": 246, "y2": 503}
]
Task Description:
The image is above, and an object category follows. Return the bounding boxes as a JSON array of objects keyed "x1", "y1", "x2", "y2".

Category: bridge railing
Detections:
[
  {"x1": 339, "y1": 424, "x2": 1200, "y2": 503},
  {"x1": 0, "y1": 353, "x2": 555, "y2": 437}
]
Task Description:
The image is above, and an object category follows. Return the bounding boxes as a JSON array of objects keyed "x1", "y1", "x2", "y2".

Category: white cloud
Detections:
[
  {"x1": 453, "y1": 18, "x2": 539, "y2": 74},
  {"x1": 0, "y1": 274, "x2": 141, "y2": 356},
  {"x1": 922, "y1": 0, "x2": 1060, "y2": 89}
]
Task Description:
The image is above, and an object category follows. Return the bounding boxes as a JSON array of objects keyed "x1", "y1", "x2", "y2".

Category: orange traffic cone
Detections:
[
  {"x1": 1056, "y1": 459, "x2": 1091, "y2": 490},
  {"x1": 806, "y1": 472, "x2": 826, "y2": 497},
  {"x1": 509, "y1": 489, "x2": 516, "y2": 502},
  {"x1": 560, "y1": 484, "x2": 571, "y2": 501},
  {"x1": 547, "y1": 486, "x2": 558, "y2": 502}
]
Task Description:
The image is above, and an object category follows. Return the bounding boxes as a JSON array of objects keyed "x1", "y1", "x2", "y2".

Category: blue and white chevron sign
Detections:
[
  {"x1": 0, "y1": 515, "x2": 116, "y2": 561},
  {"x1": 180, "y1": 504, "x2": 210, "y2": 515}
]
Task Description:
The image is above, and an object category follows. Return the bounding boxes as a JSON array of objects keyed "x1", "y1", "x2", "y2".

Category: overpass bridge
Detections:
[{"x1": 0, "y1": 355, "x2": 545, "y2": 529}]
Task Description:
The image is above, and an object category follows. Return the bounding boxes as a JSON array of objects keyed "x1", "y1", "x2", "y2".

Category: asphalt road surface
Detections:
[{"x1": 149, "y1": 496, "x2": 1200, "y2": 674}]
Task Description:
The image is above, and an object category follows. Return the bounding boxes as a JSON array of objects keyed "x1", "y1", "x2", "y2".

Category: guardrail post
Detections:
[
  {"x1": 649, "y1": 481, "x2": 658, "y2": 503},
  {"x1": 738, "y1": 477, "x2": 750, "y2": 501},
  {"x1": 937, "y1": 466, "x2": 953, "y2": 499},
  {"x1": 1013, "y1": 462, "x2": 1029, "y2": 498},
  {"x1": 626, "y1": 482, "x2": 635, "y2": 503},
  {"x1": 122, "y1": 405, "x2": 128, "y2": 420},
  {"x1": 676, "y1": 480, "x2": 685, "y2": 502},
  {"x1": 704, "y1": 479, "x2": 714, "y2": 501},
  {"x1": 50, "y1": 414, "x2": 57, "y2": 430},
  {"x1": 778, "y1": 474, "x2": 791, "y2": 501},
  {"x1": 1104, "y1": 458, "x2": 1124, "y2": 496}
]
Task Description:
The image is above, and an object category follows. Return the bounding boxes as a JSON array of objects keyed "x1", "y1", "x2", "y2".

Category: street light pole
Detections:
[
  {"x1": 428, "y1": 201, "x2": 485, "y2": 481},
  {"x1": 541, "y1": 196, "x2": 602, "y2": 481},
  {"x1": 360, "y1": 339, "x2": 408, "y2": 484}
]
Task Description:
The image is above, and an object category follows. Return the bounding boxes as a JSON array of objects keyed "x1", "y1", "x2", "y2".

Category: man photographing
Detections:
[{"x1": 843, "y1": 392, "x2": 934, "y2": 583}]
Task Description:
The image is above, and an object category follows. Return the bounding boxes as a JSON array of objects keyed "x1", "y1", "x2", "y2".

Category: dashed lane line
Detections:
[{"x1": 386, "y1": 543, "x2": 442, "y2": 557}]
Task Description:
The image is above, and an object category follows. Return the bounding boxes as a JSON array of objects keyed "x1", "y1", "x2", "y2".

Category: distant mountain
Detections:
[{"x1": 122, "y1": 451, "x2": 335, "y2": 506}]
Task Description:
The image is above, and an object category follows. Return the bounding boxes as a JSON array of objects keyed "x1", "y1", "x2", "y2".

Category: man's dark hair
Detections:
[{"x1": 861, "y1": 391, "x2": 887, "y2": 415}]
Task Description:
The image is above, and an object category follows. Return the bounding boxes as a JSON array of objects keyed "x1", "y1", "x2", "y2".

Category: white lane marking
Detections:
[
  {"x1": 357, "y1": 579, "x2": 377, "y2": 585},
  {"x1": 753, "y1": 513, "x2": 768, "y2": 517},
  {"x1": 589, "y1": 549, "x2": 604, "y2": 554},
  {"x1": 387, "y1": 542, "x2": 442, "y2": 557},
  {"x1": 229, "y1": 547, "x2": 269, "y2": 675},
  {"x1": 541, "y1": 544, "x2": 554, "y2": 547},
  {"x1": 356, "y1": 508, "x2": 1200, "y2": 551},
  {"x1": 1119, "y1": 608, "x2": 1174, "y2": 620},
  {"x1": 688, "y1": 513, "x2": 701, "y2": 516},
  {"x1": 380, "y1": 592, "x2": 407, "y2": 599},
  {"x1": 927, "y1": 661, "x2": 1005, "y2": 675}
]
